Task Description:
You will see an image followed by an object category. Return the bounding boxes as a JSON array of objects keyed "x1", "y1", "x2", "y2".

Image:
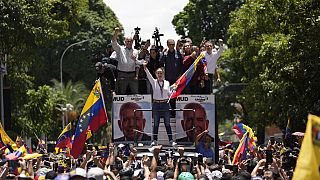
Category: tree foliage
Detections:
[
  {"x1": 51, "y1": 79, "x2": 89, "y2": 113},
  {"x1": 34, "y1": 0, "x2": 123, "y2": 86},
  {"x1": 17, "y1": 85, "x2": 66, "y2": 139},
  {"x1": 172, "y1": 0, "x2": 244, "y2": 45},
  {"x1": 226, "y1": 0, "x2": 320, "y2": 130},
  {"x1": 1, "y1": 0, "x2": 122, "y2": 139}
]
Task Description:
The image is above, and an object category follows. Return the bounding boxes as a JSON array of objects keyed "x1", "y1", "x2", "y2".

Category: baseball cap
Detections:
[
  {"x1": 87, "y1": 167, "x2": 105, "y2": 180},
  {"x1": 178, "y1": 172, "x2": 194, "y2": 180},
  {"x1": 69, "y1": 168, "x2": 87, "y2": 179}
]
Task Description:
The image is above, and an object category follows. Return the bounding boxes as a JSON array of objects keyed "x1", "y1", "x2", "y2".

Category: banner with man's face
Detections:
[
  {"x1": 175, "y1": 95, "x2": 215, "y2": 143},
  {"x1": 112, "y1": 95, "x2": 152, "y2": 142}
]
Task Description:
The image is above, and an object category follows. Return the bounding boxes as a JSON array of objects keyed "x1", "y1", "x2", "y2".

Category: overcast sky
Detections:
[{"x1": 104, "y1": 0, "x2": 189, "y2": 46}]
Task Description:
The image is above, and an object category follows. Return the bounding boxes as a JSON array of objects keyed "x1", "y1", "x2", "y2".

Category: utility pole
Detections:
[{"x1": 0, "y1": 53, "x2": 7, "y2": 129}]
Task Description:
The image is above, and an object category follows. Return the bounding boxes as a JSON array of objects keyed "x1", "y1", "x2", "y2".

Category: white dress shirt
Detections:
[{"x1": 111, "y1": 41, "x2": 139, "y2": 72}]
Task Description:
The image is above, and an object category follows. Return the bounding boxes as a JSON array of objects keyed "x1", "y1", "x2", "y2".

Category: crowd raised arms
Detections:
[
  {"x1": 100, "y1": 27, "x2": 224, "y2": 96},
  {"x1": 0, "y1": 131, "x2": 302, "y2": 179}
]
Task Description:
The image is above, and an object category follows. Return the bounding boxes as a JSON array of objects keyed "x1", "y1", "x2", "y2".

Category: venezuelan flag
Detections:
[
  {"x1": 285, "y1": 117, "x2": 291, "y2": 139},
  {"x1": 170, "y1": 53, "x2": 205, "y2": 99},
  {"x1": 293, "y1": 114, "x2": 320, "y2": 180},
  {"x1": 232, "y1": 132, "x2": 248, "y2": 165},
  {"x1": 56, "y1": 123, "x2": 72, "y2": 149},
  {"x1": 232, "y1": 124, "x2": 257, "y2": 165},
  {"x1": 71, "y1": 79, "x2": 108, "y2": 158},
  {"x1": 232, "y1": 122, "x2": 247, "y2": 139}
]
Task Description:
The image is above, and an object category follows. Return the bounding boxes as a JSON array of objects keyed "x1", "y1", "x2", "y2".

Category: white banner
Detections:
[
  {"x1": 175, "y1": 95, "x2": 215, "y2": 143},
  {"x1": 112, "y1": 95, "x2": 152, "y2": 142}
]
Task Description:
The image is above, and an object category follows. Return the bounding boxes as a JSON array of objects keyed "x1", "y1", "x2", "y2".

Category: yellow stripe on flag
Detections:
[
  {"x1": 58, "y1": 123, "x2": 72, "y2": 139},
  {"x1": 193, "y1": 53, "x2": 205, "y2": 71},
  {"x1": 293, "y1": 114, "x2": 320, "y2": 180},
  {"x1": 0, "y1": 122, "x2": 14, "y2": 145},
  {"x1": 23, "y1": 153, "x2": 43, "y2": 160},
  {"x1": 81, "y1": 80, "x2": 102, "y2": 115}
]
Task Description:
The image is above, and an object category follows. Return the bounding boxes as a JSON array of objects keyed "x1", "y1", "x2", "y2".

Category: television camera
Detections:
[
  {"x1": 133, "y1": 27, "x2": 141, "y2": 50},
  {"x1": 152, "y1": 27, "x2": 164, "y2": 51}
]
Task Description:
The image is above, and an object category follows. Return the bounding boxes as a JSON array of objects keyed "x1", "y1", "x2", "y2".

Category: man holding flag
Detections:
[{"x1": 71, "y1": 79, "x2": 108, "y2": 158}]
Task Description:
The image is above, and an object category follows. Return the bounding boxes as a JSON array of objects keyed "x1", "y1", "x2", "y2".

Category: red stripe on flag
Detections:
[
  {"x1": 70, "y1": 130, "x2": 88, "y2": 158},
  {"x1": 89, "y1": 108, "x2": 107, "y2": 132}
]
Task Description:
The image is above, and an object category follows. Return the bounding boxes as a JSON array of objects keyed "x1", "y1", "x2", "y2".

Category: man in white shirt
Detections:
[
  {"x1": 204, "y1": 39, "x2": 224, "y2": 94},
  {"x1": 111, "y1": 27, "x2": 139, "y2": 94}
]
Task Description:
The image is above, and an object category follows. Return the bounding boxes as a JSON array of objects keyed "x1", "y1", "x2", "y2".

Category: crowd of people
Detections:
[
  {"x1": 0, "y1": 131, "x2": 301, "y2": 179},
  {"x1": 0, "y1": 28, "x2": 306, "y2": 179}
]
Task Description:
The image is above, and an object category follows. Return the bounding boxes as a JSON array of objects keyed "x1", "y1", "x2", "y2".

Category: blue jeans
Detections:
[{"x1": 152, "y1": 102, "x2": 173, "y2": 141}]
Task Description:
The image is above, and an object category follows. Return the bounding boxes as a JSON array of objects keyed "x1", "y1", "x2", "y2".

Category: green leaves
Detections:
[
  {"x1": 17, "y1": 85, "x2": 66, "y2": 139},
  {"x1": 226, "y1": 0, "x2": 320, "y2": 130},
  {"x1": 172, "y1": 0, "x2": 243, "y2": 45}
]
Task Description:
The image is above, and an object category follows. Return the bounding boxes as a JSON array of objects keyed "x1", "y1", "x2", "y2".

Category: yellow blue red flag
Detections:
[
  {"x1": 56, "y1": 123, "x2": 72, "y2": 149},
  {"x1": 170, "y1": 53, "x2": 205, "y2": 99},
  {"x1": 70, "y1": 79, "x2": 107, "y2": 158}
]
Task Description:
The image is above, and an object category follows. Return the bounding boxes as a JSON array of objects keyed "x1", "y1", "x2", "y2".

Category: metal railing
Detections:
[{"x1": 133, "y1": 108, "x2": 195, "y2": 144}]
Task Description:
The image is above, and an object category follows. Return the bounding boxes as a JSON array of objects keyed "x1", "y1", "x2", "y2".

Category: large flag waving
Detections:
[
  {"x1": 232, "y1": 124, "x2": 257, "y2": 165},
  {"x1": 71, "y1": 79, "x2": 108, "y2": 158},
  {"x1": 293, "y1": 114, "x2": 320, "y2": 180},
  {"x1": 170, "y1": 53, "x2": 205, "y2": 99},
  {"x1": 56, "y1": 123, "x2": 72, "y2": 149},
  {"x1": 232, "y1": 122, "x2": 247, "y2": 140}
]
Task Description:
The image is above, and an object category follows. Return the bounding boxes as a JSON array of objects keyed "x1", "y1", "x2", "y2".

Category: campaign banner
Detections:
[
  {"x1": 112, "y1": 95, "x2": 152, "y2": 142},
  {"x1": 175, "y1": 95, "x2": 215, "y2": 143}
]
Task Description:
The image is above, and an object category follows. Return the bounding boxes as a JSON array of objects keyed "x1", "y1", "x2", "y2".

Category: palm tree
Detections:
[{"x1": 51, "y1": 79, "x2": 89, "y2": 116}]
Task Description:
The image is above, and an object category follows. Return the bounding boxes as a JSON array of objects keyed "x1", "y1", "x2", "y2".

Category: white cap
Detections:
[
  {"x1": 87, "y1": 167, "x2": 105, "y2": 180},
  {"x1": 70, "y1": 168, "x2": 87, "y2": 178}
]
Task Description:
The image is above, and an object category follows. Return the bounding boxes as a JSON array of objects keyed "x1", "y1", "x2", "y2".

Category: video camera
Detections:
[
  {"x1": 152, "y1": 27, "x2": 164, "y2": 51},
  {"x1": 133, "y1": 27, "x2": 141, "y2": 50}
]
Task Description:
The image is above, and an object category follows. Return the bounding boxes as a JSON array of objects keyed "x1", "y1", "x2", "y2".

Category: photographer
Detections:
[{"x1": 93, "y1": 52, "x2": 117, "y2": 93}]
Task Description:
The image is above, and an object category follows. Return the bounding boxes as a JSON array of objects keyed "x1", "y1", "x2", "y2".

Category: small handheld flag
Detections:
[{"x1": 56, "y1": 123, "x2": 72, "y2": 149}]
